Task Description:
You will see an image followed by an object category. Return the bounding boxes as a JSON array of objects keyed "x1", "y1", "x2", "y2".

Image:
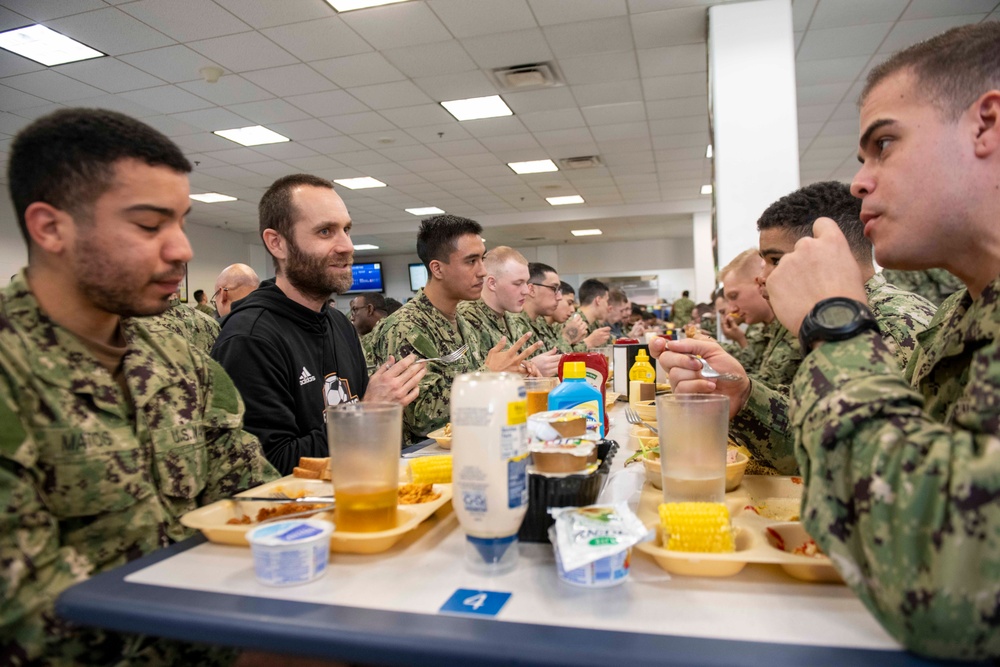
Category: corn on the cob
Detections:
[
  {"x1": 658, "y1": 502, "x2": 735, "y2": 553},
  {"x1": 408, "y1": 455, "x2": 452, "y2": 484}
]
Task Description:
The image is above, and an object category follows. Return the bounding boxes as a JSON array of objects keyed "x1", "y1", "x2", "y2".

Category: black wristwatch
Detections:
[{"x1": 798, "y1": 297, "x2": 879, "y2": 353}]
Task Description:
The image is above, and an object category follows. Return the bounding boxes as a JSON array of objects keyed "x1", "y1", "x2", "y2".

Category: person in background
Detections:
[
  {"x1": 148, "y1": 290, "x2": 221, "y2": 354},
  {"x1": 718, "y1": 249, "x2": 776, "y2": 375},
  {"x1": 0, "y1": 107, "x2": 276, "y2": 665},
  {"x1": 384, "y1": 296, "x2": 403, "y2": 315},
  {"x1": 657, "y1": 23, "x2": 1000, "y2": 657},
  {"x1": 605, "y1": 288, "x2": 631, "y2": 338},
  {"x1": 671, "y1": 290, "x2": 695, "y2": 326},
  {"x1": 576, "y1": 279, "x2": 613, "y2": 347},
  {"x1": 350, "y1": 292, "x2": 389, "y2": 367},
  {"x1": 879, "y1": 267, "x2": 963, "y2": 306},
  {"x1": 213, "y1": 174, "x2": 425, "y2": 474},
  {"x1": 193, "y1": 288, "x2": 215, "y2": 316},
  {"x1": 212, "y1": 263, "x2": 260, "y2": 320},
  {"x1": 370, "y1": 215, "x2": 539, "y2": 442},
  {"x1": 551, "y1": 281, "x2": 587, "y2": 348}
]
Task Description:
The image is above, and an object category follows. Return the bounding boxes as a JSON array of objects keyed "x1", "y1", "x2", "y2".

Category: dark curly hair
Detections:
[
  {"x1": 757, "y1": 181, "x2": 870, "y2": 265},
  {"x1": 8, "y1": 108, "x2": 191, "y2": 243},
  {"x1": 416, "y1": 214, "x2": 483, "y2": 271}
]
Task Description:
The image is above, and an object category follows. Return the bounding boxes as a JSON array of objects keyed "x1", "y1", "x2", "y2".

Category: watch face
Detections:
[{"x1": 816, "y1": 302, "x2": 857, "y2": 327}]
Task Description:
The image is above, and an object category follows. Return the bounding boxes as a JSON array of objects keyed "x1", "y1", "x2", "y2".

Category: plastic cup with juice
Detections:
[
  {"x1": 326, "y1": 403, "x2": 401, "y2": 532},
  {"x1": 524, "y1": 376, "x2": 558, "y2": 417}
]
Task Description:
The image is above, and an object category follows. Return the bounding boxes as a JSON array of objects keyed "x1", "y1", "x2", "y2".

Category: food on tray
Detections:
[
  {"x1": 443, "y1": 422, "x2": 452, "y2": 437},
  {"x1": 744, "y1": 498, "x2": 800, "y2": 522},
  {"x1": 658, "y1": 502, "x2": 735, "y2": 553},
  {"x1": 766, "y1": 528, "x2": 825, "y2": 558},
  {"x1": 397, "y1": 483, "x2": 441, "y2": 504},
  {"x1": 408, "y1": 455, "x2": 452, "y2": 484},
  {"x1": 226, "y1": 503, "x2": 328, "y2": 525},
  {"x1": 528, "y1": 409, "x2": 592, "y2": 441},
  {"x1": 269, "y1": 485, "x2": 308, "y2": 499},
  {"x1": 530, "y1": 438, "x2": 596, "y2": 473},
  {"x1": 293, "y1": 456, "x2": 331, "y2": 480}
]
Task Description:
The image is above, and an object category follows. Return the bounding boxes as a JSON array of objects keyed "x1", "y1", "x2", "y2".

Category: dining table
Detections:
[{"x1": 56, "y1": 400, "x2": 939, "y2": 666}]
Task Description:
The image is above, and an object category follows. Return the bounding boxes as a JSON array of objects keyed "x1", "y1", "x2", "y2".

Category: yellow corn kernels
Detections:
[
  {"x1": 408, "y1": 455, "x2": 452, "y2": 485},
  {"x1": 658, "y1": 502, "x2": 735, "y2": 553}
]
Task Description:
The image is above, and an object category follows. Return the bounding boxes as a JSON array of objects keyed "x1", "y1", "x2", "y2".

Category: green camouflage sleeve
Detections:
[
  {"x1": 729, "y1": 379, "x2": 796, "y2": 475},
  {"x1": 790, "y1": 331, "x2": 1000, "y2": 660}
]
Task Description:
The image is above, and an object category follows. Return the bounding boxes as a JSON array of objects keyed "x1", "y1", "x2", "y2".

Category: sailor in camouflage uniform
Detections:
[
  {"x1": 671, "y1": 291, "x2": 695, "y2": 327},
  {"x1": 370, "y1": 216, "x2": 539, "y2": 442},
  {"x1": 718, "y1": 250, "x2": 777, "y2": 376},
  {"x1": 1, "y1": 109, "x2": 277, "y2": 666},
  {"x1": 674, "y1": 24, "x2": 1000, "y2": 659},
  {"x1": 575, "y1": 279, "x2": 612, "y2": 346},
  {"x1": 518, "y1": 263, "x2": 578, "y2": 357},
  {"x1": 457, "y1": 246, "x2": 534, "y2": 353},
  {"x1": 147, "y1": 296, "x2": 221, "y2": 354},
  {"x1": 879, "y1": 267, "x2": 964, "y2": 306}
]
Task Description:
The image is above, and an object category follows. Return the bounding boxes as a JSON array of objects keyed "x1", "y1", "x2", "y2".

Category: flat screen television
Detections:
[
  {"x1": 408, "y1": 263, "x2": 428, "y2": 292},
  {"x1": 344, "y1": 262, "x2": 384, "y2": 294}
]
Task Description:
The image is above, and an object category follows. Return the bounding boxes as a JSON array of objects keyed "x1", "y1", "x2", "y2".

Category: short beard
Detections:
[{"x1": 284, "y1": 237, "x2": 353, "y2": 302}]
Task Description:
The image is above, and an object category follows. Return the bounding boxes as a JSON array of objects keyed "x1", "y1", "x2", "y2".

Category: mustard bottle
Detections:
[{"x1": 629, "y1": 349, "x2": 656, "y2": 383}]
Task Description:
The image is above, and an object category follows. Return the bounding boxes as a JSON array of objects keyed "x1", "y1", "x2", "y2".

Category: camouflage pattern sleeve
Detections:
[
  {"x1": 729, "y1": 379, "x2": 796, "y2": 475},
  {"x1": 671, "y1": 297, "x2": 695, "y2": 326},
  {"x1": 144, "y1": 303, "x2": 220, "y2": 356},
  {"x1": 864, "y1": 274, "x2": 937, "y2": 369},
  {"x1": 880, "y1": 268, "x2": 964, "y2": 307},
  {"x1": 789, "y1": 330, "x2": 1000, "y2": 660},
  {"x1": 728, "y1": 323, "x2": 767, "y2": 374}
]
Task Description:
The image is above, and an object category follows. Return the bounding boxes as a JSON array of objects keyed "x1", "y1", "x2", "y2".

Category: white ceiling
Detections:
[{"x1": 1, "y1": 0, "x2": 997, "y2": 255}]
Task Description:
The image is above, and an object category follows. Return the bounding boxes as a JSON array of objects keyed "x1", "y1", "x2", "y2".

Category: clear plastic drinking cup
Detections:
[{"x1": 655, "y1": 394, "x2": 729, "y2": 503}]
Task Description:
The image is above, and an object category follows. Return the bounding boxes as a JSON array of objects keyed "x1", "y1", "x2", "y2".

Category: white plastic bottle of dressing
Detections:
[{"x1": 450, "y1": 372, "x2": 529, "y2": 574}]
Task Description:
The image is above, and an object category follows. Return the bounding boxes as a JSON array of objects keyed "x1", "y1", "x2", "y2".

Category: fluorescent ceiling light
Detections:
[
  {"x1": 213, "y1": 125, "x2": 290, "y2": 146},
  {"x1": 571, "y1": 228, "x2": 602, "y2": 237},
  {"x1": 547, "y1": 195, "x2": 584, "y2": 206},
  {"x1": 326, "y1": 0, "x2": 409, "y2": 11},
  {"x1": 700, "y1": 184, "x2": 713, "y2": 195},
  {"x1": 353, "y1": 244, "x2": 380, "y2": 250},
  {"x1": 706, "y1": 144, "x2": 713, "y2": 158},
  {"x1": 190, "y1": 193, "x2": 237, "y2": 203},
  {"x1": 405, "y1": 206, "x2": 445, "y2": 216},
  {"x1": 440, "y1": 95, "x2": 513, "y2": 122},
  {"x1": 508, "y1": 159, "x2": 558, "y2": 175},
  {"x1": 0, "y1": 24, "x2": 104, "y2": 66},
  {"x1": 334, "y1": 177, "x2": 387, "y2": 190}
]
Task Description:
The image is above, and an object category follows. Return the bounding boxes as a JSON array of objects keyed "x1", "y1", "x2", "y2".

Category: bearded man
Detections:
[{"x1": 212, "y1": 174, "x2": 425, "y2": 474}]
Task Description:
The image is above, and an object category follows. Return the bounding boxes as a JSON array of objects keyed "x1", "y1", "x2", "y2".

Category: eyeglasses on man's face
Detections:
[
  {"x1": 210, "y1": 287, "x2": 229, "y2": 307},
  {"x1": 530, "y1": 282, "x2": 562, "y2": 295}
]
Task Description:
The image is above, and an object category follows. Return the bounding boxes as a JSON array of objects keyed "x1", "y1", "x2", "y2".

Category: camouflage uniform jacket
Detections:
[
  {"x1": 369, "y1": 289, "x2": 486, "y2": 442},
  {"x1": 731, "y1": 275, "x2": 937, "y2": 475},
  {"x1": 360, "y1": 325, "x2": 378, "y2": 369},
  {"x1": 722, "y1": 322, "x2": 767, "y2": 375},
  {"x1": 787, "y1": 274, "x2": 1000, "y2": 660},
  {"x1": 880, "y1": 268, "x2": 964, "y2": 307},
  {"x1": 0, "y1": 272, "x2": 277, "y2": 665},
  {"x1": 195, "y1": 303, "x2": 216, "y2": 317},
  {"x1": 520, "y1": 313, "x2": 576, "y2": 354},
  {"x1": 671, "y1": 297, "x2": 695, "y2": 326},
  {"x1": 457, "y1": 299, "x2": 525, "y2": 352},
  {"x1": 147, "y1": 301, "x2": 220, "y2": 355}
]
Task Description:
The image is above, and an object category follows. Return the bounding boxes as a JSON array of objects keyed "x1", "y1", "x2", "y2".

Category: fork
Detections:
[
  {"x1": 234, "y1": 494, "x2": 334, "y2": 503},
  {"x1": 258, "y1": 503, "x2": 335, "y2": 524},
  {"x1": 690, "y1": 354, "x2": 743, "y2": 382},
  {"x1": 624, "y1": 406, "x2": 659, "y2": 434},
  {"x1": 415, "y1": 344, "x2": 468, "y2": 365}
]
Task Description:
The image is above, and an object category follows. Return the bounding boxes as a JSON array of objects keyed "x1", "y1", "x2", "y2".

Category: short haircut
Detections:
[
  {"x1": 194, "y1": 289, "x2": 205, "y2": 302},
  {"x1": 720, "y1": 248, "x2": 763, "y2": 284},
  {"x1": 259, "y1": 173, "x2": 335, "y2": 270},
  {"x1": 861, "y1": 21, "x2": 1000, "y2": 120},
  {"x1": 682, "y1": 290, "x2": 690, "y2": 298},
  {"x1": 416, "y1": 214, "x2": 483, "y2": 271},
  {"x1": 357, "y1": 292, "x2": 387, "y2": 314},
  {"x1": 8, "y1": 108, "x2": 191, "y2": 244},
  {"x1": 529, "y1": 262, "x2": 557, "y2": 283},
  {"x1": 483, "y1": 246, "x2": 527, "y2": 276},
  {"x1": 560, "y1": 281, "x2": 575, "y2": 297},
  {"x1": 578, "y1": 278, "x2": 609, "y2": 306},
  {"x1": 608, "y1": 288, "x2": 628, "y2": 305},
  {"x1": 757, "y1": 181, "x2": 870, "y2": 265},
  {"x1": 384, "y1": 297, "x2": 403, "y2": 315}
]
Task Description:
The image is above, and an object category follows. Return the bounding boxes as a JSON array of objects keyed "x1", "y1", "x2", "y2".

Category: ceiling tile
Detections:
[
  {"x1": 0, "y1": 0, "x2": 105, "y2": 21},
  {"x1": 188, "y1": 32, "x2": 298, "y2": 73},
  {"x1": 794, "y1": 55, "x2": 870, "y2": 86},
  {"x1": 581, "y1": 101, "x2": 646, "y2": 126},
  {"x1": 178, "y1": 75, "x2": 272, "y2": 105},
  {"x1": 627, "y1": 0, "x2": 714, "y2": 13},
  {"x1": 213, "y1": 0, "x2": 333, "y2": 29},
  {"x1": 461, "y1": 116, "x2": 527, "y2": 137},
  {"x1": 251, "y1": 141, "x2": 319, "y2": 160},
  {"x1": 809, "y1": 0, "x2": 906, "y2": 29},
  {"x1": 573, "y1": 79, "x2": 643, "y2": 106},
  {"x1": 286, "y1": 90, "x2": 369, "y2": 116},
  {"x1": 534, "y1": 127, "x2": 595, "y2": 147},
  {"x1": 589, "y1": 122, "x2": 649, "y2": 142},
  {"x1": 558, "y1": 51, "x2": 639, "y2": 85},
  {"x1": 310, "y1": 52, "x2": 407, "y2": 88},
  {"x1": 262, "y1": 17, "x2": 371, "y2": 61},
  {"x1": 631, "y1": 6, "x2": 706, "y2": 48},
  {"x1": 543, "y1": 17, "x2": 633, "y2": 57},
  {"x1": 228, "y1": 98, "x2": 310, "y2": 124},
  {"x1": 637, "y1": 43, "x2": 706, "y2": 78},
  {"x1": 796, "y1": 23, "x2": 894, "y2": 60},
  {"x1": 120, "y1": 84, "x2": 213, "y2": 114},
  {"x1": 323, "y1": 111, "x2": 396, "y2": 134},
  {"x1": 352, "y1": 128, "x2": 420, "y2": 149},
  {"x1": 48, "y1": 7, "x2": 177, "y2": 55},
  {"x1": 405, "y1": 122, "x2": 471, "y2": 143},
  {"x1": 477, "y1": 134, "x2": 541, "y2": 152},
  {"x1": 172, "y1": 131, "x2": 243, "y2": 152},
  {"x1": 792, "y1": 0, "x2": 819, "y2": 31},
  {"x1": 382, "y1": 40, "x2": 477, "y2": 78},
  {"x1": 170, "y1": 107, "x2": 253, "y2": 132},
  {"x1": 0, "y1": 84, "x2": 49, "y2": 110},
  {"x1": 73, "y1": 93, "x2": 159, "y2": 118},
  {"x1": 267, "y1": 118, "x2": 341, "y2": 140},
  {"x1": 55, "y1": 58, "x2": 165, "y2": 94},
  {"x1": 430, "y1": 139, "x2": 490, "y2": 157},
  {"x1": 120, "y1": 45, "x2": 221, "y2": 83},
  {"x1": 878, "y1": 15, "x2": 989, "y2": 54},
  {"x1": 901, "y1": 0, "x2": 998, "y2": 19},
  {"x1": 120, "y1": 0, "x2": 250, "y2": 42},
  {"x1": 140, "y1": 113, "x2": 204, "y2": 137},
  {"x1": 413, "y1": 70, "x2": 498, "y2": 101},
  {"x1": 519, "y1": 108, "x2": 586, "y2": 132},
  {"x1": 648, "y1": 114, "x2": 707, "y2": 136},
  {"x1": 342, "y1": 2, "x2": 452, "y2": 48},
  {"x1": 459, "y1": 28, "x2": 553, "y2": 69},
  {"x1": 796, "y1": 81, "x2": 851, "y2": 106},
  {"x1": 645, "y1": 95, "x2": 707, "y2": 119},
  {"x1": 503, "y1": 87, "x2": 576, "y2": 114},
  {"x1": 642, "y1": 72, "x2": 704, "y2": 101},
  {"x1": 348, "y1": 80, "x2": 433, "y2": 110},
  {"x1": 285, "y1": 155, "x2": 348, "y2": 172},
  {"x1": 380, "y1": 104, "x2": 455, "y2": 128},
  {"x1": 378, "y1": 144, "x2": 439, "y2": 161},
  {"x1": 2, "y1": 70, "x2": 105, "y2": 102},
  {"x1": 326, "y1": 148, "x2": 386, "y2": 166},
  {"x1": 528, "y1": 0, "x2": 627, "y2": 24},
  {"x1": 242, "y1": 64, "x2": 338, "y2": 98},
  {"x1": 0, "y1": 49, "x2": 46, "y2": 78},
  {"x1": 428, "y1": 0, "x2": 536, "y2": 38},
  {"x1": 203, "y1": 147, "x2": 271, "y2": 165},
  {"x1": 307, "y1": 135, "x2": 370, "y2": 155}
]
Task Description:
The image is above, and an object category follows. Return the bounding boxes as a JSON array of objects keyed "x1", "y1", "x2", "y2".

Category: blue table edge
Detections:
[{"x1": 54, "y1": 535, "x2": 950, "y2": 667}]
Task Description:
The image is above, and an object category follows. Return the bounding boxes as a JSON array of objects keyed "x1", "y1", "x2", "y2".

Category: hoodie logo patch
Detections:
[
  {"x1": 324, "y1": 373, "x2": 358, "y2": 407},
  {"x1": 299, "y1": 367, "x2": 316, "y2": 386}
]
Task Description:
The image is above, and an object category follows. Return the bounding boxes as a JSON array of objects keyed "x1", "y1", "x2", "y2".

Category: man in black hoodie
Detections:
[{"x1": 213, "y1": 174, "x2": 425, "y2": 474}]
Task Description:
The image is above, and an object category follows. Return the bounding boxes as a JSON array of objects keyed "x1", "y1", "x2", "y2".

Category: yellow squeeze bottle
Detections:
[{"x1": 629, "y1": 349, "x2": 656, "y2": 383}]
